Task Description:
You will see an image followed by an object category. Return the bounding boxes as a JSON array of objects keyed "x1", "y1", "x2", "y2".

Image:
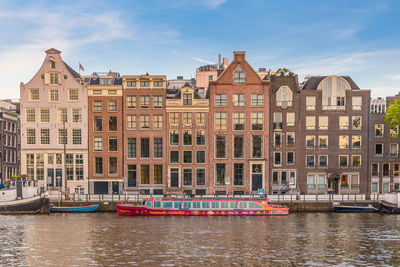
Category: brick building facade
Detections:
[{"x1": 20, "y1": 48, "x2": 400, "y2": 196}]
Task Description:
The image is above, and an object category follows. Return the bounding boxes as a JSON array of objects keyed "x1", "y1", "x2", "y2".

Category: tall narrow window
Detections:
[
  {"x1": 252, "y1": 135, "x2": 263, "y2": 158},
  {"x1": 153, "y1": 96, "x2": 163, "y2": 108},
  {"x1": 183, "y1": 130, "x2": 192, "y2": 145},
  {"x1": 233, "y1": 94, "x2": 245, "y2": 107},
  {"x1": 154, "y1": 138, "x2": 163, "y2": 158},
  {"x1": 170, "y1": 130, "x2": 179, "y2": 145},
  {"x1": 234, "y1": 163, "x2": 244, "y2": 185},
  {"x1": 251, "y1": 112, "x2": 263, "y2": 130},
  {"x1": 126, "y1": 96, "x2": 136, "y2": 108},
  {"x1": 141, "y1": 138, "x2": 150, "y2": 158},
  {"x1": 216, "y1": 163, "x2": 226, "y2": 185},
  {"x1": 215, "y1": 135, "x2": 226, "y2": 158},
  {"x1": 127, "y1": 138, "x2": 136, "y2": 158},
  {"x1": 128, "y1": 165, "x2": 137, "y2": 187},
  {"x1": 154, "y1": 165, "x2": 162, "y2": 184},
  {"x1": 141, "y1": 165, "x2": 150, "y2": 184},
  {"x1": 234, "y1": 135, "x2": 244, "y2": 158},
  {"x1": 215, "y1": 112, "x2": 227, "y2": 130},
  {"x1": 127, "y1": 115, "x2": 137, "y2": 129},
  {"x1": 233, "y1": 112, "x2": 245, "y2": 131},
  {"x1": 196, "y1": 130, "x2": 205, "y2": 145},
  {"x1": 153, "y1": 115, "x2": 163, "y2": 130}
]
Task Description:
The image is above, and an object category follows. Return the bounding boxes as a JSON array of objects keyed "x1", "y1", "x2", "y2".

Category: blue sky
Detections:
[{"x1": 0, "y1": 0, "x2": 400, "y2": 98}]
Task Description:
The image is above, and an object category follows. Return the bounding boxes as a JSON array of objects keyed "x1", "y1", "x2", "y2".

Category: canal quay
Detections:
[
  {"x1": 50, "y1": 193, "x2": 383, "y2": 212},
  {"x1": 1, "y1": 212, "x2": 400, "y2": 266}
]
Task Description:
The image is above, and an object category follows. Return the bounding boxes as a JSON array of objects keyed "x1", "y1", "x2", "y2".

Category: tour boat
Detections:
[
  {"x1": 116, "y1": 197, "x2": 289, "y2": 216},
  {"x1": 334, "y1": 204, "x2": 378, "y2": 213}
]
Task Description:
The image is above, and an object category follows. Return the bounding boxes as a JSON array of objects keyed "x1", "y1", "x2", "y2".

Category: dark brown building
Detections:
[
  {"x1": 269, "y1": 75, "x2": 300, "y2": 194},
  {"x1": 298, "y1": 76, "x2": 370, "y2": 194}
]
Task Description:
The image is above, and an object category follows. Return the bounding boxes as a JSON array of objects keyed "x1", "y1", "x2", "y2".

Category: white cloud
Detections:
[
  {"x1": 384, "y1": 74, "x2": 400, "y2": 80},
  {"x1": 193, "y1": 57, "x2": 215, "y2": 64},
  {"x1": 291, "y1": 49, "x2": 400, "y2": 78},
  {"x1": 202, "y1": 0, "x2": 227, "y2": 9},
  {"x1": 0, "y1": 5, "x2": 135, "y2": 98}
]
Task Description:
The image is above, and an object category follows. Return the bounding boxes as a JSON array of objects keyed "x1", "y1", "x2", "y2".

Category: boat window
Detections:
[
  {"x1": 230, "y1": 201, "x2": 237, "y2": 209},
  {"x1": 211, "y1": 202, "x2": 220, "y2": 209},
  {"x1": 193, "y1": 202, "x2": 201, "y2": 209},
  {"x1": 174, "y1": 202, "x2": 182, "y2": 209},
  {"x1": 146, "y1": 201, "x2": 152, "y2": 208},
  {"x1": 163, "y1": 202, "x2": 173, "y2": 209},
  {"x1": 202, "y1": 202, "x2": 210, "y2": 209},
  {"x1": 141, "y1": 200, "x2": 146, "y2": 205},
  {"x1": 248, "y1": 202, "x2": 263, "y2": 209},
  {"x1": 154, "y1": 201, "x2": 161, "y2": 208},
  {"x1": 221, "y1": 202, "x2": 229, "y2": 209},
  {"x1": 183, "y1": 202, "x2": 191, "y2": 209},
  {"x1": 238, "y1": 201, "x2": 247, "y2": 209}
]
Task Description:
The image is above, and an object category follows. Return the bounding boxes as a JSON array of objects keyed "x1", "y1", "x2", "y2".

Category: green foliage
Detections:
[
  {"x1": 274, "y1": 68, "x2": 295, "y2": 77},
  {"x1": 385, "y1": 97, "x2": 400, "y2": 138}
]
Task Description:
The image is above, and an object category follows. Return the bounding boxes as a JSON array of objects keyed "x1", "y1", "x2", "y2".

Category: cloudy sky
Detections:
[{"x1": 0, "y1": 0, "x2": 399, "y2": 98}]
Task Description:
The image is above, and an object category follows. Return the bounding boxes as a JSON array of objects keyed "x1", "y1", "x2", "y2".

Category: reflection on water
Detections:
[{"x1": 0, "y1": 213, "x2": 400, "y2": 266}]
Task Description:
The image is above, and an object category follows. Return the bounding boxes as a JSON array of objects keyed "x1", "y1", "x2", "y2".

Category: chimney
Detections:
[
  {"x1": 218, "y1": 54, "x2": 222, "y2": 66},
  {"x1": 233, "y1": 51, "x2": 246, "y2": 62},
  {"x1": 223, "y1": 57, "x2": 229, "y2": 68}
]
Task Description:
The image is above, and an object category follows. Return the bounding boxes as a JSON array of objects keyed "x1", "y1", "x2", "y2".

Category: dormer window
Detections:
[
  {"x1": 140, "y1": 80, "x2": 150, "y2": 87},
  {"x1": 153, "y1": 81, "x2": 163, "y2": 87},
  {"x1": 318, "y1": 76, "x2": 350, "y2": 110},
  {"x1": 276, "y1": 86, "x2": 293, "y2": 107},
  {"x1": 100, "y1": 78, "x2": 112, "y2": 85},
  {"x1": 233, "y1": 66, "x2": 246, "y2": 84},
  {"x1": 183, "y1": 94, "x2": 192, "y2": 105}
]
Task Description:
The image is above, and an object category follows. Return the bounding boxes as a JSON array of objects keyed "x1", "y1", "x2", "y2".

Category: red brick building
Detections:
[
  {"x1": 87, "y1": 72, "x2": 123, "y2": 194},
  {"x1": 207, "y1": 51, "x2": 270, "y2": 195},
  {"x1": 123, "y1": 74, "x2": 167, "y2": 195}
]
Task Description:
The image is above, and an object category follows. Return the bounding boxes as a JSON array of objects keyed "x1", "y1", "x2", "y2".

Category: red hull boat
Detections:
[{"x1": 116, "y1": 197, "x2": 288, "y2": 216}]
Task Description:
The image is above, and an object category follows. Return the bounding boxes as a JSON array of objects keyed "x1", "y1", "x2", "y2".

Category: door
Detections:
[
  {"x1": 112, "y1": 182, "x2": 119, "y2": 194},
  {"x1": 252, "y1": 164, "x2": 263, "y2": 192},
  {"x1": 47, "y1": 169, "x2": 54, "y2": 187},
  {"x1": 56, "y1": 169, "x2": 62, "y2": 188},
  {"x1": 328, "y1": 178, "x2": 338, "y2": 194},
  {"x1": 170, "y1": 168, "x2": 179, "y2": 187},
  {"x1": 94, "y1": 182, "x2": 109, "y2": 194}
]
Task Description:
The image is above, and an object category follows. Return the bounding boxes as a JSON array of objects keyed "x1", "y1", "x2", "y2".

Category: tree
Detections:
[
  {"x1": 385, "y1": 97, "x2": 400, "y2": 138},
  {"x1": 274, "y1": 68, "x2": 295, "y2": 77}
]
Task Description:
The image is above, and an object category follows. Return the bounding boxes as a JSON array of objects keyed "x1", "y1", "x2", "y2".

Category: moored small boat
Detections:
[
  {"x1": 334, "y1": 205, "x2": 378, "y2": 213},
  {"x1": 50, "y1": 204, "x2": 99, "y2": 213},
  {"x1": 116, "y1": 197, "x2": 288, "y2": 216}
]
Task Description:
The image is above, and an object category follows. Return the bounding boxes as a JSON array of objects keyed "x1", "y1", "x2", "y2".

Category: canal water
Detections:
[{"x1": 1, "y1": 213, "x2": 400, "y2": 266}]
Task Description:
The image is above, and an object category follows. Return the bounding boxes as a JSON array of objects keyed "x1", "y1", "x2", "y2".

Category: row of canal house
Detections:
[{"x1": 19, "y1": 48, "x2": 400, "y2": 195}]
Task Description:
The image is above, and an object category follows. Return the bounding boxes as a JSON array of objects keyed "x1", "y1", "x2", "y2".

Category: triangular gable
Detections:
[{"x1": 213, "y1": 52, "x2": 265, "y2": 85}]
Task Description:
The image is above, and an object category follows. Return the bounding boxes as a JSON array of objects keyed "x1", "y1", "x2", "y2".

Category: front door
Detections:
[
  {"x1": 56, "y1": 169, "x2": 62, "y2": 188},
  {"x1": 112, "y1": 182, "x2": 119, "y2": 194},
  {"x1": 251, "y1": 164, "x2": 263, "y2": 192},
  {"x1": 328, "y1": 179, "x2": 338, "y2": 194},
  {"x1": 47, "y1": 169, "x2": 54, "y2": 188},
  {"x1": 171, "y1": 168, "x2": 179, "y2": 187}
]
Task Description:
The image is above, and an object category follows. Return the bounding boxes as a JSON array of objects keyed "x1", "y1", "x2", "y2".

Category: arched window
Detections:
[
  {"x1": 276, "y1": 86, "x2": 293, "y2": 107},
  {"x1": 318, "y1": 76, "x2": 350, "y2": 110},
  {"x1": 233, "y1": 66, "x2": 246, "y2": 84}
]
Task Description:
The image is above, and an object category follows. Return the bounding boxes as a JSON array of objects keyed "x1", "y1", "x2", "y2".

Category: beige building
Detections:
[{"x1": 20, "y1": 48, "x2": 88, "y2": 194}]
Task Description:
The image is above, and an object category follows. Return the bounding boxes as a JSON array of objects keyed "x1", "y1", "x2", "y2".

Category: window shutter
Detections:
[{"x1": 44, "y1": 73, "x2": 50, "y2": 85}]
